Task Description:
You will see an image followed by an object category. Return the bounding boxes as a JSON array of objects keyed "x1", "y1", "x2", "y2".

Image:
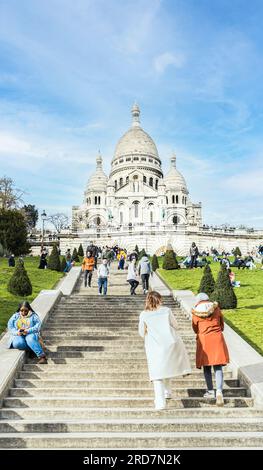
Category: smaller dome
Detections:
[
  {"x1": 164, "y1": 154, "x2": 188, "y2": 192},
  {"x1": 86, "y1": 152, "x2": 108, "y2": 192}
]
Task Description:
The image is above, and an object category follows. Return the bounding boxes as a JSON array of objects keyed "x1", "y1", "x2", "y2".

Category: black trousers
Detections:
[
  {"x1": 128, "y1": 279, "x2": 139, "y2": 294},
  {"x1": 141, "y1": 274, "x2": 150, "y2": 291},
  {"x1": 84, "y1": 270, "x2": 93, "y2": 287},
  {"x1": 190, "y1": 255, "x2": 197, "y2": 268}
]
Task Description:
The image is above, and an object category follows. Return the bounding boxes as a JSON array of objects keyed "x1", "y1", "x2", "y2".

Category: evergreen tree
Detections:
[
  {"x1": 138, "y1": 248, "x2": 147, "y2": 260},
  {"x1": 198, "y1": 264, "x2": 215, "y2": 295},
  {"x1": 0, "y1": 209, "x2": 30, "y2": 255},
  {"x1": 162, "y1": 250, "x2": 179, "y2": 270},
  {"x1": 0, "y1": 242, "x2": 4, "y2": 257},
  {"x1": 78, "y1": 244, "x2": 84, "y2": 257},
  {"x1": 210, "y1": 263, "x2": 237, "y2": 309},
  {"x1": 72, "y1": 247, "x2": 79, "y2": 262},
  {"x1": 233, "y1": 246, "x2": 242, "y2": 257},
  {"x1": 152, "y1": 254, "x2": 159, "y2": 272},
  {"x1": 60, "y1": 256, "x2": 67, "y2": 272},
  {"x1": 135, "y1": 244, "x2": 139, "y2": 254},
  {"x1": 8, "y1": 259, "x2": 32, "y2": 296},
  {"x1": 47, "y1": 244, "x2": 61, "y2": 271}
]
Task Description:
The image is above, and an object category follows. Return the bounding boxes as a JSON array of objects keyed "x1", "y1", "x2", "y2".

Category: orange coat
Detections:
[
  {"x1": 192, "y1": 301, "x2": 229, "y2": 368},
  {"x1": 82, "y1": 256, "x2": 95, "y2": 271}
]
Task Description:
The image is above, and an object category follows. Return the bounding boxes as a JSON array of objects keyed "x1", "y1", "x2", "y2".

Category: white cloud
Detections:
[
  {"x1": 153, "y1": 52, "x2": 185, "y2": 74},
  {"x1": 224, "y1": 169, "x2": 263, "y2": 197},
  {"x1": 0, "y1": 132, "x2": 32, "y2": 155}
]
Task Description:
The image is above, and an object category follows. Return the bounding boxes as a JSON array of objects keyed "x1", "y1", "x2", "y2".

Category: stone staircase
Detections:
[{"x1": 0, "y1": 264, "x2": 263, "y2": 448}]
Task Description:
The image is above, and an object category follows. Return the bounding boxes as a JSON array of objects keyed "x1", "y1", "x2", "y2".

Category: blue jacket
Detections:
[{"x1": 7, "y1": 311, "x2": 42, "y2": 348}]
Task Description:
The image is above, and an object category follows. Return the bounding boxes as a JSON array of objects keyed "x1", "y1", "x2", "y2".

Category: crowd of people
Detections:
[{"x1": 80, "y1": 243, "x2": 153, "y2": 296}]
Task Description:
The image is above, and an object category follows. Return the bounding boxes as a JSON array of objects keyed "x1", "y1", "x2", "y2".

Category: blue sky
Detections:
[{"x1": 0, "y1": 0, "x2": 263, "y2": 228}]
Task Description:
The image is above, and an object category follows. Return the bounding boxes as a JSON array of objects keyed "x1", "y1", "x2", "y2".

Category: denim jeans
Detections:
[
  {"x1": 12, "y1": 333, "x2": 44, "y2": 357},
  {"x1": 203, "y1": 365, "x2": 223, "y2": 391},
  {"x1": 98, "y1": 277, "x2": 108, "y2": 295}
]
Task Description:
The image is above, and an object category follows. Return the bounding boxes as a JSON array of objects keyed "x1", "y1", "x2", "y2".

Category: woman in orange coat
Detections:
[{"x1": 192, "y1": 293, "x2": 229, "y2": 406}]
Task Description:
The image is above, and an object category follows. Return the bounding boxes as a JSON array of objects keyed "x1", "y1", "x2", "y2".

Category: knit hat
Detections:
[{"x1": 195, "y1": 293, "x2": 209, "y2": 303}]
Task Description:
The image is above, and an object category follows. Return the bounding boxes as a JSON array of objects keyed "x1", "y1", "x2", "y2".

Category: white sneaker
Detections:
[
  {"x1": 203, "y1": 390, "x2": 215, "y2": 399},
  {"x1": 216, "y1": 390, "x2": 224, "y2": 406}
]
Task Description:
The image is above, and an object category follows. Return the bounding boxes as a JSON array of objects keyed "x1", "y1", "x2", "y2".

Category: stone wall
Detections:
[{"x1": 58, "y1": 229, "x2": 263, "y2": 256}]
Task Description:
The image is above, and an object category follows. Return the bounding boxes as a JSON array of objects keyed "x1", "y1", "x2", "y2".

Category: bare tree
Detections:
[
  {"x1": 0, "y1": 176, "x2": 25, "y2": 209},
  {"x1": 48, "y1": 213, "x2": 69, "y2": 233}
]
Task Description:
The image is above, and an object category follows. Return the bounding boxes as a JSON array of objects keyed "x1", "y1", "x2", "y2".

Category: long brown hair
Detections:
[{"x1": 145, "y1": 291, "x2": 162, "y2": 311}]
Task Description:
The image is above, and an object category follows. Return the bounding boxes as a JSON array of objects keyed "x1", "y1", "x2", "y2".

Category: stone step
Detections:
[
  {"x1": 21, "y1": 364, "x2": 228, "y2": 376},
  {"x1": 38, "y1": 350, "x2": 197, "y2": 359},
  {"x1": 43, "y1": 327, "x2": 193, "y2": 335},
  {"x1": 43, "y1": 346, "x2": 196, "y2": 355},
  {"x1": 0, "y1": 432, "x2": 262, "y2": 448},
  {"x1": 42, "y1": 340, "x2": 196, "y2": 350},
  {"x1": 8, "y1": 387, "x2": 247, "y2": 398},
  {"x1": 1, "y1": 407, "x2": 261, "y2": 420},
  {"x1": 42, "y1": 329, "x2": 196, "y2": 346},
  {"x1": 18, "y1": 369, "x2": 236, "y2": 387},
  {"x1": 42, "y1": 346, "x2": 196, "y2": 357},
  {"x1": 3, "y1": 396, "x2": 253, "y2": 408},
  {"x1": 24, "y1": 358, "x2": 197, "y2": 367},
  {"x1": 1, "y1": 418, "x2": 263, "y2": 434},
  {"x1": 44, "y1": 320, "x2": 191, "y2": 327},
  {"x1": 14, "y1": 378, "x2": 239, "y2": 388},
  {"x1": 49, "y1": 316, "x2": 189, "y2": 322}
]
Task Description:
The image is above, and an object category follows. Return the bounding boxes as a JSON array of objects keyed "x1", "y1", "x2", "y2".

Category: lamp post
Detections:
[{"x1": 41, "y1": 210, "x2": 47, "y2": 250}]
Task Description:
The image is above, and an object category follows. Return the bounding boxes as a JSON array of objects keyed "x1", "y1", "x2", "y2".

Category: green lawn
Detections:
[
  {"x1": 157, "y1": 258, "x2": 263, "y2": 355},
  {"x1": 0, "y1": 257, "x2": 64, "y2": 335}
]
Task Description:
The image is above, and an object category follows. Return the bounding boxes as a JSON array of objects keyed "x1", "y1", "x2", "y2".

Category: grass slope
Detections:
[
  {"x1": 157, "y1": 257, "x2": 263, "y2": 355},
  {"x1": 0, "y1": 257, "x2": 63, "y2": 335}
]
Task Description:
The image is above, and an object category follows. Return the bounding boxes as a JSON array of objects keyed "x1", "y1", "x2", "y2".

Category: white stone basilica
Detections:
[
  {"x1": 58, "y1": 104, "x2": 261, "y2": 255},
  {"x1": 72, "y1": 104, "x2": 201, "y2": 233}
]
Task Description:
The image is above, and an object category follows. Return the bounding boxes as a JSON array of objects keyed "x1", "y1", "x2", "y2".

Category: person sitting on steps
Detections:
[{"x1": 7, "y1": 301, "x2": 47, "y2": 364}]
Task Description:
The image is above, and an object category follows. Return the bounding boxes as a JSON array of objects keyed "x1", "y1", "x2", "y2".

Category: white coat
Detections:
[
  {"x1": 127, "y1": 262, "x2": 138, "y2": 281},
  {"x1": 139, "y1": 306, "x2": 192, "y2": 381}
]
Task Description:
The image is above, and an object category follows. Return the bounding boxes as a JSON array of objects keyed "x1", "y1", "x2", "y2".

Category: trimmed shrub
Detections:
[
  {"x1": 138, "y1": 248, "x2": 147, "y2": 260},
  {"x1": 198, "y1": 264, "x2": 215, "y2": 295},
  {"x1": 47, "y1": 244, "x2": 61, "y2": 271},
  {"x1": 8, "y1": 259, "x2": 32, "y2": 296},
  {"x1": 210, "y1": 263, "x2": 237, "y2": 309},
  {"x1": 78, "y1": 244, "x2": 84, "y2": 257},
  {"x1": 0, "y1": 242, "x2": 4, "y2": 257},
  {"x1": 60, "y1": 256, "x2": 67, "y2": 272},
  {"x1": 152, "y1": 254, "x2": 159, "y2": 272},
  {"x1": 233, "y1": 246, "x2": 242, "y2": 257},
  {"x1": 162, "y1": 250, "x2": 179, "y2": 270},
  {"x1": 72, "y1": 247, "x2": 79, "y2": 262}
]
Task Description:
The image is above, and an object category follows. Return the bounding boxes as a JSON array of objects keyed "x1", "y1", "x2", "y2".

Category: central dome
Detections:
[{"x1": 112, "y1": 104, "x2": 160, "y2": 162}]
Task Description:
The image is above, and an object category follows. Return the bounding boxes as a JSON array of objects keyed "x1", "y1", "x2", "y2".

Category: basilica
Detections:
[
  {"x1": 72, "y1": 104, "x2": 202, "y2": 233},
  {"x1": 58, "y1": 104, "x2": 261, "y2": 255}
]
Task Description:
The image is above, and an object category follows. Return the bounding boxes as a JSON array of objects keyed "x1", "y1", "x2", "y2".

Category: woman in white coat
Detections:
[{"x1": 139, "y1": 291, "x2": 191, "y2": 410}]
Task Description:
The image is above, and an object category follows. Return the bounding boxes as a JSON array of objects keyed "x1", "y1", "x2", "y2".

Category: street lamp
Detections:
[{"x1": 41, "y1": 210, "x2": 47, "y2": 250}]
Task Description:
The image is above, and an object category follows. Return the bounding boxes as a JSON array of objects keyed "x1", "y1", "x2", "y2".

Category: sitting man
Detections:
[{"x1": 7, "y1": 301, "x2": 47, "y2": 364}]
